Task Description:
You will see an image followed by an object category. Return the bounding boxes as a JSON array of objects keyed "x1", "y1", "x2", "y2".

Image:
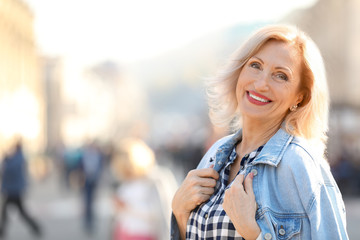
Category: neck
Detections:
[{"x1": 239, "y1": 116, "x2": 283, "y2": 155}]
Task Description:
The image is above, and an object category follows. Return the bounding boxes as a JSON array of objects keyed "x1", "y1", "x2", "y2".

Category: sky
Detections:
[{"x1": 25, "y1": 0, "x2": 317, "y2": 65}]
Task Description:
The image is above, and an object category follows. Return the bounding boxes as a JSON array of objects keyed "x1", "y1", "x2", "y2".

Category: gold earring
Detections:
[{"x1": 290, "y1": 105, "x2": 298, "y2": 112}]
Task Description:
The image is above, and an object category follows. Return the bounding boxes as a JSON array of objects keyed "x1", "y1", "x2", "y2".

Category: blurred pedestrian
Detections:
[
  {"x1": 62, "y1": 146, "x2": 83, "y2": 190},
  {"x1": 0, "y1": 138, "x2": 42, "y2": 238},
  {"x1": 111, "y1": 138, "x2": 177, "y2": 240},
  {"x1": 80, "y1": 140, "x2": 103, "y2": 234}
]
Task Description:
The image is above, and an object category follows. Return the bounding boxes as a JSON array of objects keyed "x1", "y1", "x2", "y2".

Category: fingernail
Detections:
[
  {"x1": 210, "y1": 164, "x2": 214, "y2": 168},
  {"x1": 249, "y1": 172, "x2": 254, "y2": 179}
]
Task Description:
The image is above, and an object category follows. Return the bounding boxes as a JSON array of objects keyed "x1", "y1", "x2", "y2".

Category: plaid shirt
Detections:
[{"x1": 186, "y1": 145, "x2": 263, "y2": 239}]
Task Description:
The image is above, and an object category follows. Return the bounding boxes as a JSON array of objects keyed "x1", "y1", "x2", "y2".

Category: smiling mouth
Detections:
[{"x1": 248, "y1": 91, "x2": 271, "y2": 103}]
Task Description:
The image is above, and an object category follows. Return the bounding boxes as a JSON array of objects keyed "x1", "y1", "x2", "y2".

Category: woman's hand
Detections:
[
  {"x1": 223, "y1": 173, "x2": 260, "y2": 240},
  {"x1": 172, "y1": 167, "x2": 219, "y2": 239}
]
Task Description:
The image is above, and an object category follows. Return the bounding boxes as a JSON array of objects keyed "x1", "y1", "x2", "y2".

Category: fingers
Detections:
[
  {"x1": 175, "y1": 167, "x2": 219, "y2": 209},
  {"x1": 193, "y1": 168, "x2": 219, "y2": 180},
  {"x1": 198, "y1": 186, "x2": 215, "y2": 195},
  {"x1": 244, "y1": 172, "x2": 255, "y2": 198},
  {"x1": 186, "y1": 168, "x2": 219, "y2": 188},
  {"x1": 197, "y1": 177, "x2": 217, "y2": 187},
  {"x1": 192, "y1": 185, "x2": 216, "y2": 206},
  {"x1": 193, "y1": 192, "x2": 212, "y2": 205},
  {"x1": 232, "y1": 174, "x2": 245, "y2": 192},
  {"x1": 231, "y1": 173, "x2": 255, "y2": 198}
]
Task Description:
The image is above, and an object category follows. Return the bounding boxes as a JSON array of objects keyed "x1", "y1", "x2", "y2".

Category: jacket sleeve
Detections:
[
  {"x1": 307, "y1": 183, "x2": 348, "y2": 239},
  {"x1": 285, "y1": 145, "x2": 349, "y2": 239},
  {"x1": 170, "y1": 213, "x2": 181, "y2": 240},
  {"x1": 305, "y1": 162, "x2": 349, "y2": 240}
]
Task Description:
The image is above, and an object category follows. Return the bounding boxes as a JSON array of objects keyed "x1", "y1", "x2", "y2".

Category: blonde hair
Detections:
[
  {"x1": 206, "y1": 24, "x2": 329, "y2": 152},
  {"x1": 111, "y1": 138, "x2": 155, "y2": 180}
]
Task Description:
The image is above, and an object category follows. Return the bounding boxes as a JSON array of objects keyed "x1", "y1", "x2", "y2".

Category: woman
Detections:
[
  {"x1": 171, "y1": 25, "x2": 348, "y2": 240},
  {"x1": 111, "y1": 138, "x2": 177, "y2": 240}
]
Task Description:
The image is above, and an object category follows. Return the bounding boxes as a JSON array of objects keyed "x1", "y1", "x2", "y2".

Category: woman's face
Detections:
[{"x1": 236, "y1": 40, "x2": 303, "y2": 123}]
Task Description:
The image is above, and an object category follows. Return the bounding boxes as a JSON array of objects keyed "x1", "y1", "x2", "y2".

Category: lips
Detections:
[{"x1": 246, "y1": 90, "x2": 272, "y2": 105}]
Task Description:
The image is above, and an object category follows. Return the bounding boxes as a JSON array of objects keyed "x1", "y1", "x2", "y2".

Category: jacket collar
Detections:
[
  {"x1": 252, "y1": 128, "x2": 293, "y2": 167},
  {"x1": 214, "y1": 128, "x2": 293, "y2": 171},
  {"x1": 213, "y1": 130, "x2": 242, "y2": 171}
]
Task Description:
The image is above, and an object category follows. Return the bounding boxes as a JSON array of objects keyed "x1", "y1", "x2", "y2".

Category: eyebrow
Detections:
[{"x1": 252, "y1": 56, "x2": 264, "y2": 64}]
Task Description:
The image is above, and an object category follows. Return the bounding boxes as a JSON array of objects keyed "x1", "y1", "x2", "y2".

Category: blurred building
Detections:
[
  {"x1": 58, "y1": 61, "x2": 149, "y2": 146},
  {"x1": 286, "y1": 0, "x2": 360, "y2": 106},
  {"x1": 41, "y1": 57, "x2": 63, "y2": 155},
  {"x1": 0, "y1": 0, "x2": 45, "y2": 156}
]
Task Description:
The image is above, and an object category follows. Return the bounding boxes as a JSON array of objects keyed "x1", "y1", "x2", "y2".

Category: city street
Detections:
[
  {"x1": 2, "y1": 171, "x2": 114, "y2": 240},
  {"x1": 3, "y1": 171, "x2": 360, "y2": 240}
]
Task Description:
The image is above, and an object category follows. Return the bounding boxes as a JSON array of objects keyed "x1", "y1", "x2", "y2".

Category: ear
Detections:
[{"x1": 295, "y1": 92, "x2": 304, "y2": 106}]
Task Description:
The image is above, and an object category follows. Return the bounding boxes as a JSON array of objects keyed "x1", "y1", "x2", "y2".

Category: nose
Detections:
[{"x1": 254, "y1": 72, "x2": 270, "y2": 92}]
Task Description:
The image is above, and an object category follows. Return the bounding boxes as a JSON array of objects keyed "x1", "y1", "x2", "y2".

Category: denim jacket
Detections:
[{"x1": 170, "y1": 128, "x2": 349, "y2": 240}]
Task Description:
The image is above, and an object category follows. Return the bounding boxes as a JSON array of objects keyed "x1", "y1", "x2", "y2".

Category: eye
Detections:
[
  {"x1": 249, "y1": 62, "x2": 261, "y2": 69},
  {"x1": 274, "y1": 72, "x2": 288, "y2": 81}
]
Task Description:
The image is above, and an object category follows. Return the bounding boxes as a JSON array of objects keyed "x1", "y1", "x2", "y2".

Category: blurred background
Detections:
[{"x1": 0, "y1": 0, "x2": 359, "y2": 239}]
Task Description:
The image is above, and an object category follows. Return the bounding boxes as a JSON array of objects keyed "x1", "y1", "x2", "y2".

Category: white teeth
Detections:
[{"x1": 249, "y1": 92, "x2": 270, "y2": 103}]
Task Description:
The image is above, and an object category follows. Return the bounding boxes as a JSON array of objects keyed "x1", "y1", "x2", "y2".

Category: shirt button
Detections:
[
  {"x1": 264, "y1": 233, "x2": 272, "y2": 240},
  {"x1": 251, "y1": 168, "x2": 258, "y2": 176},
  {"x1": 217, "y1": 161, "x2": 223, "y2": 165},
  {"x1": 204, "y1": 214, "x2": 208, "y2": 219},
  {"x1": 244, "y1": 154, "x2": 249, "y2": 158},
  {"x1": 279, "y1": 228, "x2": 286, "y2": 236}
]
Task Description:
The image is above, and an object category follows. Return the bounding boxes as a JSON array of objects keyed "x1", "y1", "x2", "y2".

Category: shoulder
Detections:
[
  {"x1": 278, "y1": 136, "x2": 339, "y2": 208},
  {"x1": 280, "y1": 136, "x2": 327, "y2": 183},
  {"x1": 283, "y1": 136, "x2": 329, "y2": 172},
  {"x1": 282, "y1": 137, "x2": 346, "y2": 223}
]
